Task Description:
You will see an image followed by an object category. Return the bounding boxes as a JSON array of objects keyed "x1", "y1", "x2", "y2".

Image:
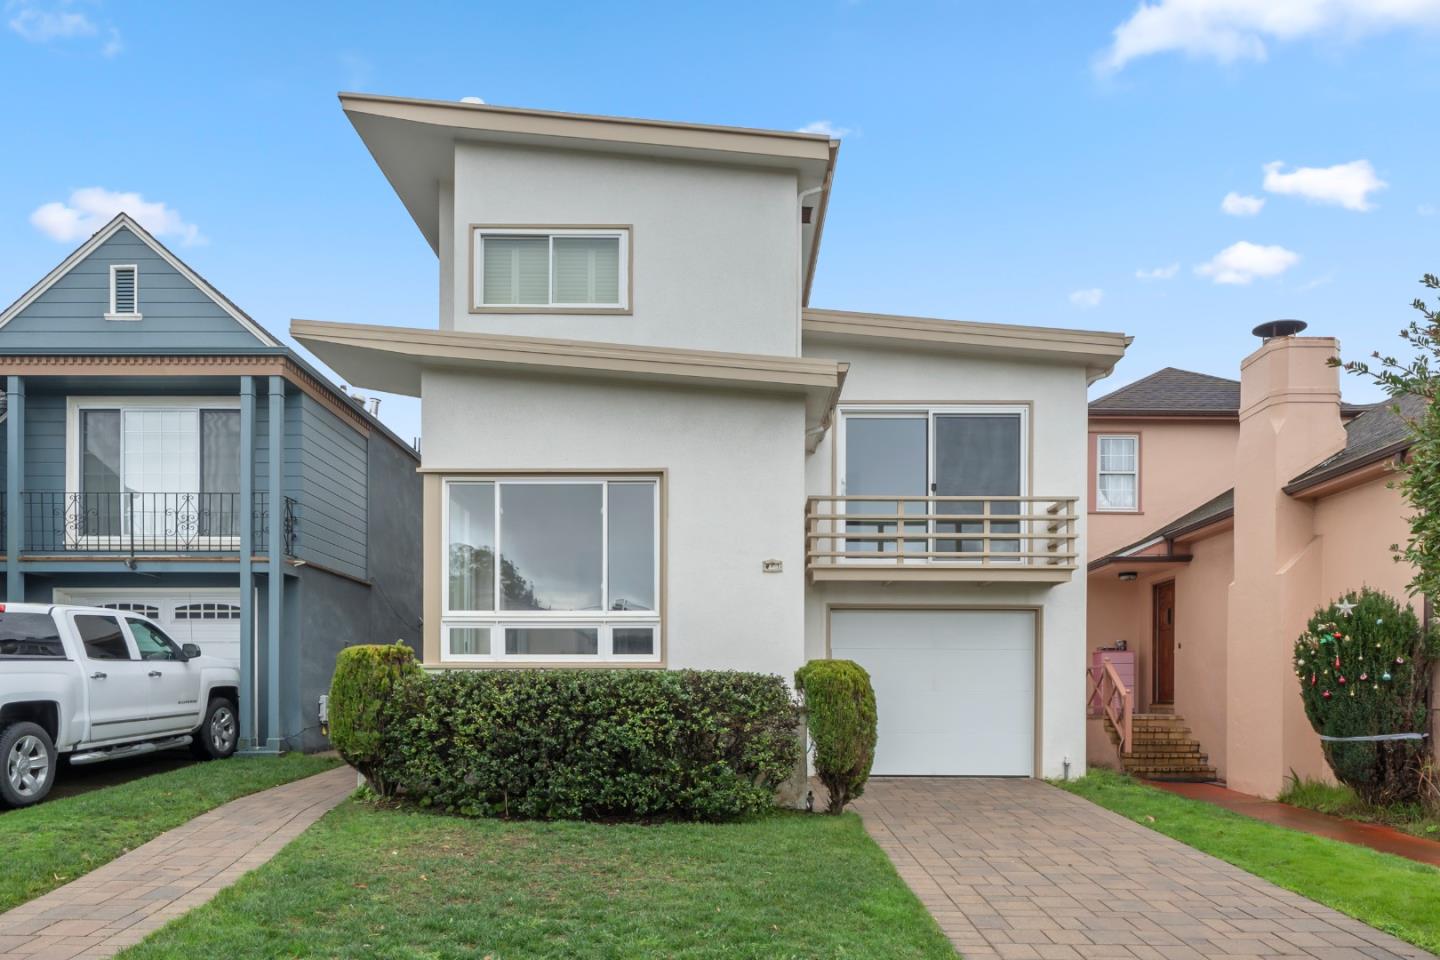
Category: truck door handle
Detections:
[
  {"x1": 148, "y1": 670, "x2": 162, "y2": 678},
  {"x1": 90, "y1": 671, "x2": 107, "y2": 680}
]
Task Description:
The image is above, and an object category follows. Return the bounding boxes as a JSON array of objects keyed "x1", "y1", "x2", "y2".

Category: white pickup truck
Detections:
[{"x1": 0, "y1": 603, "x2": 241, "y2": 808}]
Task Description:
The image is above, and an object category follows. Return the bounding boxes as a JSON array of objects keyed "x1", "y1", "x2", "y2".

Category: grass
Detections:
[
  {"x1": 116, "y1": 800, "x2": 955, "y2": 960},
  {"x1": 0, "y1": 753, "x2": 339, "y2": 913},
  {"x1": 1277, "y1": 775, "x2": 1440, "y2": 840},
  {"x1": 1057, "y1": 768, "x2": 1440, "y2": 954}
]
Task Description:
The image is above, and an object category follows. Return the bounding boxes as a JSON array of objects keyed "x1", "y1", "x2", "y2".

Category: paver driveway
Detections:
[{"x1": 854, "y1": 777, "x2": 1435, "y2": 960}]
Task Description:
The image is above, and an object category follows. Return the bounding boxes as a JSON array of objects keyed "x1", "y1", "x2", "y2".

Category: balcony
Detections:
[
  {"x1": 805, "y1": 495, "x2": 1079, "y2": 583},
  {"x1": 19, "y1": 492, "x2": 296, "y2": 557}
]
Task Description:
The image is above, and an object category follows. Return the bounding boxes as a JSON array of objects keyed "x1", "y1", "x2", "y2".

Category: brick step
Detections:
[
  {"x1": 1138, "y1": 768, "x2": 1218, "y2": 782},
  {"x1": 1123, "y1": 762, "x2": 1217, "y2": 775},
  {"x1": 1125, "y1": 753, "x2": 1209, "y2": 763}
]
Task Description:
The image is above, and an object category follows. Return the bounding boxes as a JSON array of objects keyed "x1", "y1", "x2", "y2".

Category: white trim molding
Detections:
[{"x1": 105, "y1": 263, "x2": 142, "y2": 321}]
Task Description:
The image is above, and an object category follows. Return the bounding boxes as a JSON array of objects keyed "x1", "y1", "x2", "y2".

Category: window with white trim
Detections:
[
  {"x1": 174, "y1": 602, "x2": 242, "y2": 621},
  {"x1": 1096, "y1": 435, "x2": 1139, "y2": 511},
  {"x1": 107, "y1": 264, "x2": 140, "y2": 320},
  {"x1": 473, "y1": 228, "x2": 628, "y2": 310},
  {"x1": 442, "y1": 476, "x2": 660, "y2": 662}
]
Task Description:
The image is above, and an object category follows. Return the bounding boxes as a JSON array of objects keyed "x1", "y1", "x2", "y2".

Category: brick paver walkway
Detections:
[
  {"x1": 0, "y1": 765, "x2": 354, "y2": 959},
  {"x1": 855, "y1": 777, "x2": 1436, "y2": 960}
]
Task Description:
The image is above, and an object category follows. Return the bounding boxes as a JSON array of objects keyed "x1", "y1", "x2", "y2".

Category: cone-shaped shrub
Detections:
[
  {"x1": 1294, "y1": 588, "x2": 1438, "y2": 804},
  {"x1": 329, "y1": 642, "x2": 422, "y2": 796},
  {"x1": 795, "y1": 659, "x2": 877, "y2": 814}
]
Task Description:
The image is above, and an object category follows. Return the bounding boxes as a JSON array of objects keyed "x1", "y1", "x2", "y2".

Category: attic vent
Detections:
[{"x1": 108, "y1": 264, "x2": 140, "y2": 319}]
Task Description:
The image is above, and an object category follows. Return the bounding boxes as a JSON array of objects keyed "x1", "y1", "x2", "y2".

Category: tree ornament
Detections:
[
  {"x1": 1359, "y1": 672, "x2": 1369, "y2": 681},
  {"x1": 1334, "y1": 655, "x2": 1341, "y2": 669},
  {"x1": 1382, "y1": 671, "x2": 1392, "y2": 682},
  {"x1": 1396, "y1": 656, "x2": 1406, "y2": 665},
  {"x1": 1338, "y1": 675, "x2": 1347, "y2": 685},
  {"x1": 1336, "y1": 599, "x2": 1357, "y2": 617},
  {"x1": 1310, "y1": 672, "x2": 1316, "y2": 686},
  {"x1": 1322, "y1": 690, "x2": 1332, "y2": 699}
]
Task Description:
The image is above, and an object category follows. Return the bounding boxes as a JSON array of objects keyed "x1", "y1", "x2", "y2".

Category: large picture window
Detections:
[{"x1": 442, "y1": 476, "x2": 660, "y2": 663}]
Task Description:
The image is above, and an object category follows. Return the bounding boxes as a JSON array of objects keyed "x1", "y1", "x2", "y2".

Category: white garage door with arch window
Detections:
[
  {"x1": 52, "y1": 589, "x2": 243, "y2": 665},
  {"x1": 829, "y1": 607, "x2": 1037, "y2": 777}
]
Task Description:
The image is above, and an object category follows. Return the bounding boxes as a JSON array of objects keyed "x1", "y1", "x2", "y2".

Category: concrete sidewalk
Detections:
[{"x1": 0, "y1": 765, "x2": 354, "y2": 959}]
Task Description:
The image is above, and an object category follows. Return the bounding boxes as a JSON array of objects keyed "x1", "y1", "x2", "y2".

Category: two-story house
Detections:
[
  {"x1": 0, "y1": 213, "x2": 422, "y2": 752},
  {"x1": 296, "y1": 94, "x2": 1130, "y2": 778},
  {"x1": 1084, "y1": 329, "x2": 1429, "y2": 798}
]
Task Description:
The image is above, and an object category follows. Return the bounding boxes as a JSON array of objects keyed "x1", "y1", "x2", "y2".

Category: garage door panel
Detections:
[
  {"x1": 53, "y1": 589, "x2": 242, "y2": 666},
  {"x1": 831, "y1": 608, "x2": 1035, "y2": 777}
]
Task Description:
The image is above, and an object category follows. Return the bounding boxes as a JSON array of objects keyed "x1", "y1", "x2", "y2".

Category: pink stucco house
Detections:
[{"x1": 1084, "y1": 325, "x2": 1433, "y2": 799}]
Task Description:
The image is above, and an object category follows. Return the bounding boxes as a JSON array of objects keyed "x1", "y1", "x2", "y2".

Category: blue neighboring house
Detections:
[{"x1": 0, "y1": 213, "x2": 422, "y2": 752}]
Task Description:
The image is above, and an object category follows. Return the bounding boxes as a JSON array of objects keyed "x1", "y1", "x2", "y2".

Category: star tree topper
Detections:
[{"x1": 1336, "y1": 599, "x2": 1357, "y2": 617}]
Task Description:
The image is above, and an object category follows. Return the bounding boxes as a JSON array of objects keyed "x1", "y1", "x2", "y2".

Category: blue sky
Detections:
[{"x1": 2, "y1": 1, "x2": 1438, "y2": 441}]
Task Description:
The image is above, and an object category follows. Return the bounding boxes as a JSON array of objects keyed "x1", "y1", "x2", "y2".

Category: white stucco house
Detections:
[{"x1": 295, "y1": 93, "x2": 1130, "y2": 779}]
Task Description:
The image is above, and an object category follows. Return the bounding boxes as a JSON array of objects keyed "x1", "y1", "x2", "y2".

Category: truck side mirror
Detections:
[{"x1": 181, "y1": 643, "x2": 202, "y2": 660}]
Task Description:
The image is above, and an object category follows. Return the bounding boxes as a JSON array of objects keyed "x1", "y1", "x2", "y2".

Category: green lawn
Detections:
[
  {"x1": 1058, "y1": 768, "x2": 1440, "y2": 954},
  {"x1": 116, "y1": 800, "x2": 955, "y2": 960},
  {"x1": 0, "y1": 753, "x2": 339, "y2": 913},
  {"x1": 1278, "y1": 776, "x2": 1440, "y2": 840}
]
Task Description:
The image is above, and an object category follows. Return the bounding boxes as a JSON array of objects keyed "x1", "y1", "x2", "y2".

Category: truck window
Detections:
[
  {"x1": 74, "y1": 614, "x2": 133, "y2": 661},
  {"x1": 128, "y1": 619, "x2": 182, "y2": 661},
  {"x1": 0, "y1": 612, "x2": 66, "y2": 658}
]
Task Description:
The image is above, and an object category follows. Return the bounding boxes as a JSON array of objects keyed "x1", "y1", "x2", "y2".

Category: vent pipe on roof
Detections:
[{"x1": 1252, "y1": 319, "x2": 1308, "y2": 341}]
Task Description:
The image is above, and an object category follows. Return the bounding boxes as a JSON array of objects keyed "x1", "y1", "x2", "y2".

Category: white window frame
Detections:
[
  {"x1": 65, "y1": 396, "x2": 243, "y2": 550},
  {"x1": 835, "y1": 404, "x2": 1031, "y2": 565},
  {"x1": 440, "y1": 475, "x2": 661, "y2": 664},
  {"x1": 1095, "y1": 434, "x2": 1140, "y2": 513},
  {"x1": 471, "y1": 226, "x2": 630, "y2": 312},
  {"x1": 106, "y1": 264, "x2": 142, "y2": 321}
]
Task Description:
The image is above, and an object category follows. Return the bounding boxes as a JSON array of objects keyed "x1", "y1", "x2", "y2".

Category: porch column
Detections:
[
  {"x1": 238, "y1": 376, "x2": 256, "y2": 750},
  {"x1": 5, "y1": 376, "x2": 23, "y2": 601},
  {"x1": 265, "y1": 376, "x2": 284, "y2": 752}
]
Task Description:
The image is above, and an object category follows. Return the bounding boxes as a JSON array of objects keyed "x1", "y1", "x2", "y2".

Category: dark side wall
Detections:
[{"x1": 288, "y1": 430, "x2": 421, "y2": 751}]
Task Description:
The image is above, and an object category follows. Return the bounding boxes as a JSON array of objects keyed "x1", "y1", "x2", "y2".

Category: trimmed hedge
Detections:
[
  {"x1": 380, "y1": 669, "x2": 800, "y2": 821},
  {"x1": 795, "y1": 659, "x2": 876, "y2": 814},
  {"x1": 328, "y1": 643, "x2": 423, "y2": 796}
]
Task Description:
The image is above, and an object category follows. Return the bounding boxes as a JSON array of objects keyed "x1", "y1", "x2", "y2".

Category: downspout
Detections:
[{"x1": 796, "y1": 185, "x2": 825, "y2": 356}]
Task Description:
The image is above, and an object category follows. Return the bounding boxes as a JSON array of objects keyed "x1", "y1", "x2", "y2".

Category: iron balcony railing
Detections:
[{"x1": 21, "y1": 491, "x2": 297, "y2": 557}]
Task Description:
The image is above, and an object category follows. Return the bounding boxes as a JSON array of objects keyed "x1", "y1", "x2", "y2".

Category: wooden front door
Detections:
[{"x1": 1153, "y1": 580, "x2": 1176, "y2": 704}]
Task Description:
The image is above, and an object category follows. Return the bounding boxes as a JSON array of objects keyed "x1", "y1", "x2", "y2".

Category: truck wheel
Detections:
[
  {"x1": 192, "y1": 698, "x2": 239, "y2": 760},
  {"x1": 1, "y1": 722, "x2": 57, "y2": 808}
]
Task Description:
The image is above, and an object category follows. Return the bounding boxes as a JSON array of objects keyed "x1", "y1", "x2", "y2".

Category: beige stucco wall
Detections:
[
  {"x1": 448, "y1": 141, "x2": 802, "y2": 356},
  {"x1": 1087, "y1": 419, "x2": 1238, "y2": 560},
  {"x1": 802, "y1": 336, "x2": 1093, "y2": 778},
  {"x1": 419, "y1": 368, "x2": 807, "y2": 679},
  {"x1": 1314, "y1": 474, "x2": 1413, "y2": 603}
]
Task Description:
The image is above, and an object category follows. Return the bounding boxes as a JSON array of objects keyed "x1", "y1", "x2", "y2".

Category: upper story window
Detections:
[
  {"x1": 1095, "y1": 435, "x2": 1139, "y2": 512},
  {"x1": 68, "y1": 398, "x2": 242, "y2": 540},
  {"x1": 107, "y1": 264, "x2": 141, "y2": 320},
  {"x1": 472, "y1": 227, "x2": 630, "y2": 312}
]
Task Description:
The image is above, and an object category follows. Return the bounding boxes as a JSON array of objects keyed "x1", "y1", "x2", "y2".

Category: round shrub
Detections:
[
  {"x1": 795, "y1": 659, "x2": 877, "y2": 814},
  {"x1": 1294, "y1": 588, "x2": 1438, "y2": 805},
  {"x1": 329, "y1": 642, "x2": 422, "y2": 796},
  {"x1": 381, "y1": 669, "x2": 800, "y2": 821}
]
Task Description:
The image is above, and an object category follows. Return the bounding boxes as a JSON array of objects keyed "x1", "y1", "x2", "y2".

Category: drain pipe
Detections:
[{"x1": 1063, "y1": 755, "x2": 1072, "y2": 781}]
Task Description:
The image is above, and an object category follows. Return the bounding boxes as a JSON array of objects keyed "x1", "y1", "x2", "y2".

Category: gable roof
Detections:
[
  {"x1": 1089, "y1": 488, "x2": 1235, "y2": 571},
  {"x1": 1091, "y1": 365, "x2": 1374, "y2": 419},
  {"x1": 1285, "y1": 394, "x2": 1426, "y2": 493},
  {"x1": 0, "y1": 213, "x2": 281, "y2": 348}
]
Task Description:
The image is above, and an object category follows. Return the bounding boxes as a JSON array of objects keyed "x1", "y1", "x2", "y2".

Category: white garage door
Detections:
[
  {"x1": 53, "y1": 589, "x2": 242, "y2": 665},
  {"x1": 830, "y1": 608, "x2": 1035, "y2": 776}
]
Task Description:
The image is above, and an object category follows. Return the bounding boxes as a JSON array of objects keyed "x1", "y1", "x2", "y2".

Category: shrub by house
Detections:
[
  {"x1": 371, "y1": 668, "x2": 798, "y2": 821},
  {"x1": 328, "y1": 643, "x2": 423, "y2": 797},
  {"x1": 1294, "y1": 589, "x2": 1438, "y2": 804},
  {"x1": 795, "y1": 659, "x2": 877, "y2": 814}
]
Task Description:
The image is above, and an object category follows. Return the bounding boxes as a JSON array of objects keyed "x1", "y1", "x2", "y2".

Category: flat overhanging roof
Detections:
[{"x1": 292, "y1": 319, "x2": 847, "y2": 452}]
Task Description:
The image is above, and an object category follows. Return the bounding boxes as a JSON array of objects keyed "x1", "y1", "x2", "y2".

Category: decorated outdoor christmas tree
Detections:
[{"x1": 1294, "y1": 588, "x2": 1436, "y2": 804}]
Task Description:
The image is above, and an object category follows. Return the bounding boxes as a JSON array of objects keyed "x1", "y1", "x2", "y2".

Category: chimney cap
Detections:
[{"x1": 1252, "y1": 319, "x2": 1308, "y2": 340}]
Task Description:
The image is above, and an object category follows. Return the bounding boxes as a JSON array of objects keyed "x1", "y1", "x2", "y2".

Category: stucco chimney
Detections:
[{"x1": 1225, "y1": 330, "x2": 1348, "y2": 798}]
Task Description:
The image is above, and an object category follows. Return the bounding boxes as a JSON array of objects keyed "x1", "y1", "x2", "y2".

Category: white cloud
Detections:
[
  {"x1": 1221, "y1": 191, "x2": 1265, "y2": 216},
  {"x1": 1135, "y1": 263, "x2": 1180, "y2": 280},
  {"x1": 29, "y1": 187, "x2": 204, "y2": 246},
  {"x1": 1098, "y1": 0, "x2": 1440, "y2": 73},
  {"x1": 796, "y1": 120, "x2": 850, "y2": 138},
  {"x1": 1262, "y1": 159, "x2": 1386, "y2": 211},
  {"x1": 1069, "y1": 287, "x2": 1105, "y2": 308},
  {"x1": 7, "y1": 3, "x2": 95, "y2": 41},
  {"x1": 1195, "y1": 241, "x2": 1300, "y2": 284}
]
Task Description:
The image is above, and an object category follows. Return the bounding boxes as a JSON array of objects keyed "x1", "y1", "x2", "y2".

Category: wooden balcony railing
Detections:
[{"x1": 805, "y1": 495, "x2": 1079, "y2": 582}]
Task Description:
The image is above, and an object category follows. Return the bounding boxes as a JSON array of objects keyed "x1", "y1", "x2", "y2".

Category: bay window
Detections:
[{"x1": 442, "y1": 476, "x2": 661, "y2": 662}]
